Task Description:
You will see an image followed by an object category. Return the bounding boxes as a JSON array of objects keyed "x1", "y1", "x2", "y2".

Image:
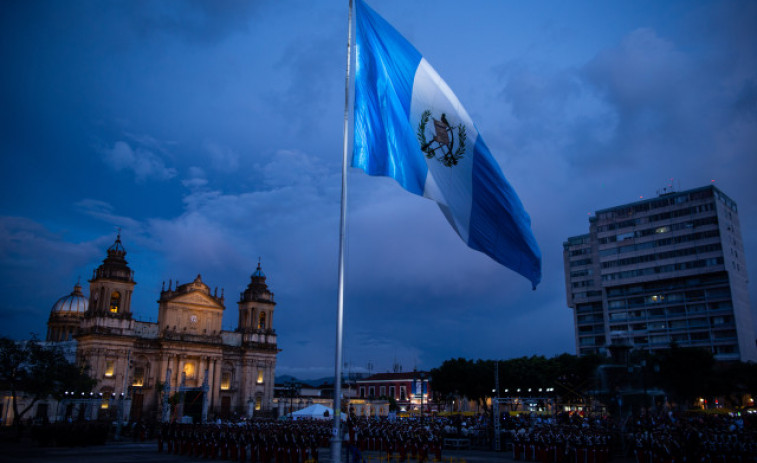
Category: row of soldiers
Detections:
[
  {"x1": 157, "y1": 420, "x2": 329, "y2": 463},
  {"x1": 156, "y1": 418, "x2": 448, "y2": 463},
  {"x1": 631, "y1": 420, "x2": 757, "y2": 463},
  {"x1": 346, "y1": 417, "x2": 444, "y2": 462},
  {"x1": 510, "y1": 426, "x2": 612, "y2": 463}
]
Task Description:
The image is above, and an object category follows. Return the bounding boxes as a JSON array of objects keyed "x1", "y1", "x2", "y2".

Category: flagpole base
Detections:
[{"x1": 330, "y1": 436, "x2": 342, "y2": 463}]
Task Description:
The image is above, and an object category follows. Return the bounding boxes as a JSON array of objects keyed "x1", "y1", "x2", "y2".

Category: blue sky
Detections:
[{"x1": 1, "y1": 0, "x2": 756, "y2": 379}]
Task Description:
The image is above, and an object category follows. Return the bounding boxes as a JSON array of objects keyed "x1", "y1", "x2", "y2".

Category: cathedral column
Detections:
[
  {"x1": 211, "y1": 357, "x2": 221, "y2": 415},
  {"x1": 159, "y1": 355, "x2": 169, "y2": 390},
  {"x1": 173, "y1": 355, "x2": 182, "y2": 392},
  {"x1": 240, "y1": 359, "x2": 250, "y2": 405},
  {"x1": 125, "y1": 290, "x2": 132, "y2": 314},
  {"x1": 208, "y1": 357, "x2": 218, "y2": 410}
]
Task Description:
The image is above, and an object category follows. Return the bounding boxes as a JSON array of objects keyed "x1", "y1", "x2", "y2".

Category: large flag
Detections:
[{"x1": 352, "y1": 0, "x2": 542, "y2": 288}]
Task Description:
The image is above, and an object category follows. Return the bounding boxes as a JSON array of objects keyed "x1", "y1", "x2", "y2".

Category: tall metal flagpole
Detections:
[{"x1": 331, "y1": 1, "x2": 353, "y2": 462}]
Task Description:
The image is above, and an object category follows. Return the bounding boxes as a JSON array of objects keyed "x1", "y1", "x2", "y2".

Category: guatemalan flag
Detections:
[{"x1": 352, "y1": 0, "x2": 541, "y2": 289}]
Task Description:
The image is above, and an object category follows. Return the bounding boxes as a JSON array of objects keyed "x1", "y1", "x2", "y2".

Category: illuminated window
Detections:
[
  {"x1": 183, "y1": 362, "x2": 195, "y2": 380},
  {"x1": 132, "y1": 367, "x2": 145, "y2": 387},
  {"x1": 101, "y1": 399, "x2": 109, "y2": 409},
  {"x1": 221, "y1": 372, "x2": 231, "y2": 390},
  {"x1": 655, "y1": 226, "x2": 670, "y2": 234},
  {"x1": 258, "y1": 312, "x2": 266, "y2": 330},
  {"x1": 109, "y1": 291, "x2": 121, "y2": 313},
  {"x1": 104, "y1": 360, "x2": 115, "y2": 377},
  {"x1": 257, "y1": 369, "x2": 264, "y2": 384},
  {"x1": 255, "y1": 397, "x2": 261, "y2": 411}
]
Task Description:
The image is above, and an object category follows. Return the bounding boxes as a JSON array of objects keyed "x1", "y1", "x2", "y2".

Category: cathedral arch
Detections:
[
  {"x1": 258, "y1": 311, "x2": 266, "y2": 330},
  {"x1": 109, "y1": 291, "x2": 121, "y2": 313}
]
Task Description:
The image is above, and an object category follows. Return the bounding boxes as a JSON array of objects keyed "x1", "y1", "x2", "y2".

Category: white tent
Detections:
[{"x1": 289, "y1": 404, "x2": 344, "y2": 420}]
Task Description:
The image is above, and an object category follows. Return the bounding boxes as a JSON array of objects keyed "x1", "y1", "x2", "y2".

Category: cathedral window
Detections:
[
  {"x1": 221, "y1": 372, "x2": 231, "y2": 390},
  {"x1": 109, "y1": 291, "x2": 121, "y2": 313},
  {"x1": 104, "y1": 360, "x2": 115, "y2": 377},
  {"x1": 258, "y1": 312, "x2": 266, "y2": 330},
  {"x1": 255, "y1": 396, "x2": 262, "y2": 411},
  {"x1": 257, "y1": 369, "x2": 264, "y2": 384},
  {"x1": 132, "y1": 367, "x2": 145, "y2": 387},
  {"x1": 183, "y1": 362, "x2": 196, "y2": 380}
]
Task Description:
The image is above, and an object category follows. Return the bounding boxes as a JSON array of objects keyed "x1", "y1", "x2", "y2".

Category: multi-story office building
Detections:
[{"x1": 563, "y1": 185, "x2": 757, "y2": 362}]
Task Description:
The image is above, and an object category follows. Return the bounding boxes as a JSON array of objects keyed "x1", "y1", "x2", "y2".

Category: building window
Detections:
[
  {"x1": 255, "y1": 397, "x2": 262, "y2": 411},
  {"x1": 389, "y1": 386, "x2": 395, "y2": 398},
  {"x1": 359, "y1": 387, "x2": 366, "y2": 398},
  {"x1": 380, "y1": 386, "x2": 386, "y2": 397},
  {"x1": 183, "y1": 362, "x2": 195, "y2": 380},
  {"x1": 257, "y1": 369, "x2": 264, "y2": 384},
  {"x1": 655, "y1": 226, "x2": 670, "y2": 234},
  {"x1": 258, "y1": 312, "x2": 266, "y2": 329},
  {"x1": 221, "y1": 372, "x2": 231, "y2": 390},
  {"x1": 400, "y1": 386, "x2": 406, "y2": 401},
  {"x1": 104, "y1": 360, "x2": 115, "y2": 377},
  {"x1": 132, "y1": 367, "x2": 145, "y2": 387},
  {"x1": 109, "y1": 291, "x2": 121, "y2": 313},
  {"x1": 368, "y1": 386, "x2": 375, "y2": 398}
]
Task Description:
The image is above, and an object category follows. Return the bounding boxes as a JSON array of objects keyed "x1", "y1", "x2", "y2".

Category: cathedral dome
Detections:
[
  {"x1": 51, "y1": 283, "x2": 88, "y2": 315},
  {"x1": 252, "y1": 262, "x2": 265, "y2": 278}
]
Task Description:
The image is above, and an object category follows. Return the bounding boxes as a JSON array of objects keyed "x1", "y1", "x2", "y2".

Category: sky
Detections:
[{"x1": 1, "y1": 0, "x2": 756, "y2": 380}]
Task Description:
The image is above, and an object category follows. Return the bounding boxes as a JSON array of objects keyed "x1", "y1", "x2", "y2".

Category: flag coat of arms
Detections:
[{"x1": 352, "y1": 0, "x2": 542, "y2": 288}]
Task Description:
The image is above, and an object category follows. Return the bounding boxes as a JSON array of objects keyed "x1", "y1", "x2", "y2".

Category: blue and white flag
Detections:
[{"x1": 352, "y1": 0, "x2": 541, "y2": 288}]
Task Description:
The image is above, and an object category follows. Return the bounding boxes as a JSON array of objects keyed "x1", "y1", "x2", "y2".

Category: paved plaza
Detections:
[{"x1": 0, "y1": 439, "x2": 528, "y2": 463}]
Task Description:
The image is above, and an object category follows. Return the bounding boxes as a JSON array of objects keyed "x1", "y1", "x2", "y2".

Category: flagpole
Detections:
[{"x1": 332, "y1": 1, "x2": 353, "y2": 462}]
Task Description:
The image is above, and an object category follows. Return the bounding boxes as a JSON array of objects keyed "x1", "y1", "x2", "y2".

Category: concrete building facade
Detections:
[{"x1": 563, "y1": 185, "x2": 757, "y2": 362}]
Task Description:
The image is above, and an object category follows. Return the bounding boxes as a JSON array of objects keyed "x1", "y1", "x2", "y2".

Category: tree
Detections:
[
  {"x1": 431, "y1": 358, "x2": 491, "y2": 410},
  {"x1": 0, "y1": 336, "x2": 95, "y2": 434},
  {"x1": 655, "y1": 344, "x2": 715, "y2": 407}
]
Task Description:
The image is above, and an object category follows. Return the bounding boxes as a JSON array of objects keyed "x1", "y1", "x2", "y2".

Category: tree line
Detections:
[{"x1": 430, "y1": 347, "x2": 757, "y2": 414}]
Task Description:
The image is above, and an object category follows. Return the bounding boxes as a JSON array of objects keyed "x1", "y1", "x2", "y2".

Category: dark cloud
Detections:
[{"x1": 126, "y1": 0, "x2": 261, "y2": 45}]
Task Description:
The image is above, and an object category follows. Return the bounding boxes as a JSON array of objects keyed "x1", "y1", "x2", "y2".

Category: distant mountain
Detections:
[{"x1": 275, "y1": 375, "x2": 334, "y2": 387}]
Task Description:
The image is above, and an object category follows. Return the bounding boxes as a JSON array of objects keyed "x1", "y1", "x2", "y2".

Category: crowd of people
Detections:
[
  {"x1": 504, "y1": 410, "x2": 757, "y2": 463},
  {"x1": 158, "y1": 420, "x2": 328, "y2": 462},
  {"x1": 628, "y1": 412, "x2": 757, "y2": 463},
  {"x1": 22, "y1": 407, "x2": 757, "y2": 462},
  {"x1": 156, "y1": 417, "x2": 451, "y2": 463}
]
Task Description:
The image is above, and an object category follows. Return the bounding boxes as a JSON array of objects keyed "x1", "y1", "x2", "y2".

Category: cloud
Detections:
[
  {"x1": 260, "y1": 149, "x2": 330, "y2": 189},
  {"x1": 101, "y1": 140, "x2": 177, "y2": 182},
  {"x1": 74, "y1": 199, "x2": 143, "y2": 232},
  {"x1": 182, "y1": 166, "x2": 209, "y2": 189},
  {"x1": 203, "y1": 140, "x2": 240, "y2": 172},
  {"x1": 126, "y1": 0, "x2": 260, "y2": 45},
  {"x1": 0, "y1": 217, "x2": 104, "y2": 338}
]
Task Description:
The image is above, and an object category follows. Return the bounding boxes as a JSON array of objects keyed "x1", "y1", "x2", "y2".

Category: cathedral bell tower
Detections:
[
  {"x1": 87, "y1": 233, "x2": 136, "y2": 319},
  {"x1": 238, "y1": 261, "x2": 276, "y2": 334}
]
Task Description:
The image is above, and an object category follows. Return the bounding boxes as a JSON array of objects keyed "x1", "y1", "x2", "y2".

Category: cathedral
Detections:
[{"x1": 46, "y1": 234, "x2": 279, "y2": 423}]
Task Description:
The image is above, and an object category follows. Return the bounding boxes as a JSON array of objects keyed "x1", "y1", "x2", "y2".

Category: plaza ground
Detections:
[{"x1": 0, "y1": 438, "x2": 637, "y2": 463}]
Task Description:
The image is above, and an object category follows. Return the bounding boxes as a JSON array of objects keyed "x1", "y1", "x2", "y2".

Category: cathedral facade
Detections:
[{"x1": 46, "y1": 235, "x2": 279, "y2": 423}]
